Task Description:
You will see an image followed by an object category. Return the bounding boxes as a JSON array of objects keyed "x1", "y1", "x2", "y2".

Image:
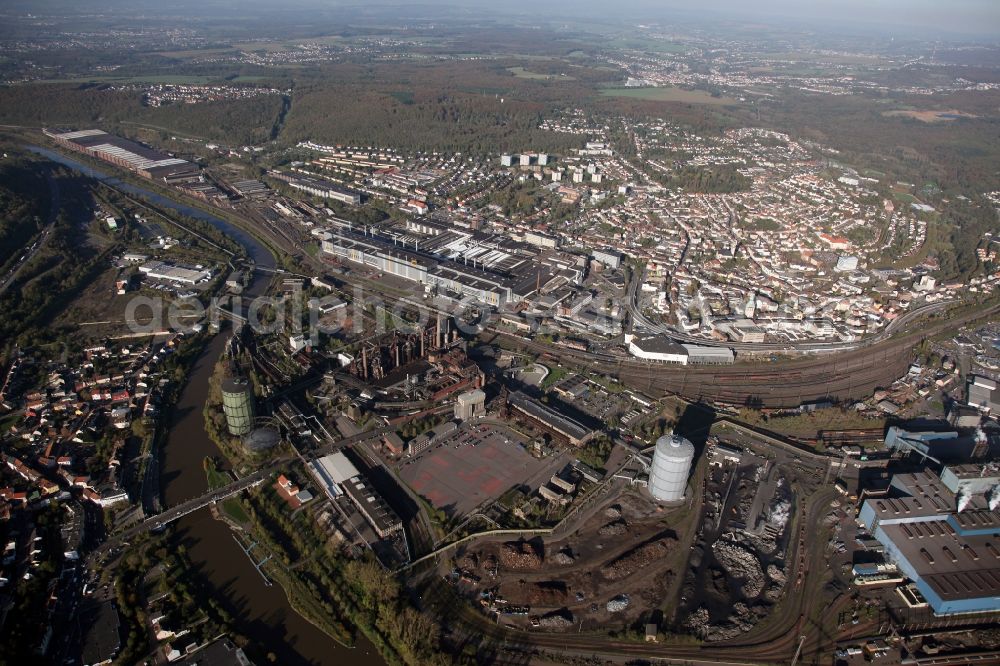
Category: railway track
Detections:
[{"x1": 485, "y1": 300, "x2": 999, "y2": 407}]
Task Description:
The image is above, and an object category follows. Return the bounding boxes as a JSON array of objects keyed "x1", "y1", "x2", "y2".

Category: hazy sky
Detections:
[
  {"x1": 18, "y1": 0, "x2": 1000, "y2": 38},
  {"x1": 630, "y1": 0, "x2": 1000, "y2": 36}
]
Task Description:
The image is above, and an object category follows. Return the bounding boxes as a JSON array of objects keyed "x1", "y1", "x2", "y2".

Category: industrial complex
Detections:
[
  {"x1": 7, "y1": 15, "x2": 1000, "y2": 662},
  {"x1": 858, "y1": 464, "x2": 1000, "y2": 615},
  {"x1": 43, "y1": 128, "x2": 200, "y2": 182}
]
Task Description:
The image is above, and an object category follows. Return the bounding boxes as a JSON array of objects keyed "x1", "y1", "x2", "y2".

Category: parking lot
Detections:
[{"x1": 398, "y1": 423, "x2": 562, "y2": 518}]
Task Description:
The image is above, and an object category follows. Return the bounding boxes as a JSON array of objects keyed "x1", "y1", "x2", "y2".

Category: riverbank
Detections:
[{"x1": 26, "y1": 144, "x2": 386, "y2": 665}]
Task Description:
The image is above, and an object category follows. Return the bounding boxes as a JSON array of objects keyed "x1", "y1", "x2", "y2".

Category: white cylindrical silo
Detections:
[{"x1": 649, "y1": 433, "x2": 695, "y2": 501}]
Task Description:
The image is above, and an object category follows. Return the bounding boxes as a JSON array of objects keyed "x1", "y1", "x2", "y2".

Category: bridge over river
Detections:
[{"x1": 95, "y1": 466, "x2": 275, "y2": 555}]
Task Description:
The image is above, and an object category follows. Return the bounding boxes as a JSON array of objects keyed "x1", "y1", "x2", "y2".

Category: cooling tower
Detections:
[{"x1": 649, "y1": 433, "x2": 695, "y2": 502}]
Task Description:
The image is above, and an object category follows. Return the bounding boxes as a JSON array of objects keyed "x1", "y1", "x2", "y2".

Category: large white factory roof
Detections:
[
  {"x1": 50, "y1": 129, "x2": 107, "y2": 140},
  {"x1": 89, "y1": 143, "x2": 188, "y2": 171},
  {"x1": 314, "y1": 451, "x2": 360, "y2": 484}
]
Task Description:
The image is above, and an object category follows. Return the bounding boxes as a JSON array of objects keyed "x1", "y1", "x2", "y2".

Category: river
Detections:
[{"x1": 29, "y1": 146, "x2": 385, "y2": 666}]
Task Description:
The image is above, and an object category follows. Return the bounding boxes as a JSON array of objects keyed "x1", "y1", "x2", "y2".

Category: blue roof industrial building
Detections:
[{"x1": 857, "y1": 464, "x2": 1000, "y2": 615}]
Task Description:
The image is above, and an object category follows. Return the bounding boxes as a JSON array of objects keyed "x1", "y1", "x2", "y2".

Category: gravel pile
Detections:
[
  {"x1": 539, "y1": 609, "x2": 574, "y2": 628},
  {"x1": 598, "y1": 520, "x2": 628, "y2": 537},
  {"x1": 606, "y1": 594, "x2": 630, "y2": 612},
  {"x1": 552, "y1": 550, "x2": 576, "y2": 566},
  {"x1": 702, "y1": 603, "x2": 758, "y2": 641},
  {"x1": 683, "y1": 607, "x2": 711, "y2": 635},
  {"x1": 744, "y1": 532, "x2": 778, "y2": 556}
]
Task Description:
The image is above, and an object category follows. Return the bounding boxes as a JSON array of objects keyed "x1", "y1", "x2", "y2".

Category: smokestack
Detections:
[
  {"x1": 974, "y1": 428, "x2": 988, "y2": 458},
  {"x1": 361, "y1": 346, "x2": 369, "y2": 379},
  {"x1": 957, "y1": 489, "x2": 971, "y2": 513}
]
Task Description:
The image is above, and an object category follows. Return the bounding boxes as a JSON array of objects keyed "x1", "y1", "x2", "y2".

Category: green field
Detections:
[
  {"x1": 599, "y1": 86, "x2": 739, "y2": 105},
  {"x1": 220, "y1": 497, "x2": 250, "y2": 524},
  {"x1": 605, "y1": 37, "x2": 689, "y2": 54},
  {"x1": 390, "y1": 90, "x2": 415, "y2": 104},
  {"x1": 203, "y1": 457, "x2": 250, "y2": 524},
  {"x1": 154, "y1": 48, "x2": 237, "y2": 59},
  {"x1": 232, "y1": 40, "x2": 293, "y2": 52}
]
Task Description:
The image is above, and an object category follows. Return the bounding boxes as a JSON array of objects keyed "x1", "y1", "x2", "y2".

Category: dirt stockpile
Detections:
[
  {"x1": 502, "y1": 580, "x2": 568, "y2": 606},
  {"x1": 499, "y1": 540, "x2": 544, "y2": 570},
  {"x1": 455, "y1": 552, "x2": 478, "y2": 570},
  {"x1": 600, "y1": 536, "x2": 676, "y2": 581}
]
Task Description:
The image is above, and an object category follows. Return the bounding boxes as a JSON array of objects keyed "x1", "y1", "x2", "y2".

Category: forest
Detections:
[
  {"x1": 279, "y1": 59, "x2": 607, "y2": 153},
  {"x1": 137, "y1": 94, "x2": 287, "y2": 146},
  {"x1": 284, "y1": 87, "x2": 581, "y2": 154},
  {"x1": 937, "y1": 196, "x2": 999, "y2": 280},
  {"x1": 649, "y1": 164, "x2": 752, "y2": 194},
  {"x1": 0, "y1": 155, "x2": 50, "y2": 270},
  {"x1": 0, "y1": 160, "x2": 111, "y2": 350},
  {"x1": 0, "y1": 83, "x2": 285, "y2": 146},
  {"x1": 752, "y1": 89, "x2": 1000, "y2": 196}
]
